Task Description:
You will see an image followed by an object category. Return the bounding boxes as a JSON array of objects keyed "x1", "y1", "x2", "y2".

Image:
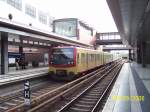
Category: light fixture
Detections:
[{"x1": 8, "y1": 13, "x2": 13, "y2": 20}]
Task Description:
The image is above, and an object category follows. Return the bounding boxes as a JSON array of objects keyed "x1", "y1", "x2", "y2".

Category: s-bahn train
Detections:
[{"x1": 49, "y1": 46, "x2": 116, "y2": 80}]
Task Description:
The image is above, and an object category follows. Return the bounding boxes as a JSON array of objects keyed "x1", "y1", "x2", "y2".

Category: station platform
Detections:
[
  {"x1": 102, "y1": 62, "x2": 150, "y2": 112},
  {"x1": 0, "y1": 67, "x2": 48, "y2": 86}
]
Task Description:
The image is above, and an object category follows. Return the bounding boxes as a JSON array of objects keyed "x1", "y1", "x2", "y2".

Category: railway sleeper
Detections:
[
  {"x1": 36, "y1": 90, "x2": 48, "y2": 94},
  {"x1": 82, "y1": 94, "x2": 99, "y2": 98},
  {"x1": 93, "y1": 87, "x2": 105, "y2": 90},
  {"x1": 88, "y1": 91, "x2": 101, "y2": 94},
  {"x1": 89, "y1": 90, "x2": 100, "y2": 92},
  {"x1": 74, "y1": 103, "x2": 94, "y2": 108},
  {"x1": 12, "y1": 99, "x2": 24, "y2": 103},
  {"x1": 31, "y1": 96, "x2": 37, "y2": 98},
  {"x1": 70, "y1": 107, "x2": 90, "y2": 112},
  {"x1": 18, "y1": 97, "x2": 24, "y2": 100},
  {"x1": 5, "y1": 102, "x2": 17, "y2": 106},
  {"x1": 0, "y1": 105, "x2": 9, "y2": 110},
  {"x1": 83, "y1": 95, "x2": 99, "y2": 99},
  {"x1": 32, "y1": 92, "x2": 41, "y2": 96},
  {"x1": 80, "y1": 97, "x2": 98, "y2": 101},
  {"x1": 85, "y1": 93, "x2": 100, "y2": 96},
  {"x1": 77, "y1": 100, "x2": 96, "y2": 105}
]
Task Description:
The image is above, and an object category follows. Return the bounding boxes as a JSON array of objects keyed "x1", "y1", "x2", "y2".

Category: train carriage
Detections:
[{"x1": 49, "y1": 46, "x2": 113, "y2": 80}]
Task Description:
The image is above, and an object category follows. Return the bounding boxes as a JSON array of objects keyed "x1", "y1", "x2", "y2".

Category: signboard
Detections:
[{"x1": 24, "y1": 80, "x2": 31, "y2": 105}]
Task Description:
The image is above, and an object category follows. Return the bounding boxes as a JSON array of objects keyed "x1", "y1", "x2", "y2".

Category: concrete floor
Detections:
[{"x1": 102, "y1": 62, "x2": 150, "y2": 112}]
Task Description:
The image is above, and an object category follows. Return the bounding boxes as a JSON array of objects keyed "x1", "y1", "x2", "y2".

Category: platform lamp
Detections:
[{"x1": 8, "y1": 13, "x2": 13, "y2": 20}]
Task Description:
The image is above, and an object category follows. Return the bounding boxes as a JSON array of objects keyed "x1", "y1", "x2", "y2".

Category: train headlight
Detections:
[{"x1": 67, "y1": 61, "x2": 74, "y2": 64}]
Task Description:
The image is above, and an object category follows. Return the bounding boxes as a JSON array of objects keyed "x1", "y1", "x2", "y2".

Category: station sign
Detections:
[{"x1": 24, "y1": 80, "x2": 31, "y2": 105}]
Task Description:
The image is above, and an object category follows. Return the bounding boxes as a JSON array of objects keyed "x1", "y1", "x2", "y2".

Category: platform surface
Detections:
[
  {"x1": 0, "y1": 67, "x2": 48, "y2": 85},
  {"x1": 102, "y1": 62, "x2": 150, "y2": 112}
]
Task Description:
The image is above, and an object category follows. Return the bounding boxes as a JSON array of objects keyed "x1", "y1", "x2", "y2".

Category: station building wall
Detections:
[{"x1": 0, "y1": 0, "x2": 53, "y2": 32}]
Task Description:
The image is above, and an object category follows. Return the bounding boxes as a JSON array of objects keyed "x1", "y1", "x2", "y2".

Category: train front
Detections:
[{"x1": 49, "y1": 47, "x2": 77, "y2": 80}]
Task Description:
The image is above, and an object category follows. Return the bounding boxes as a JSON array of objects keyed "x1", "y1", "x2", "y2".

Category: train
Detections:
[{"x1": 48, "y1": 46, "x2": 117, "y2": 80}]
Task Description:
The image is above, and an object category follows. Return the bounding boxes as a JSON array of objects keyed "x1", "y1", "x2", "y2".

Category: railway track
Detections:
[
  {"x1": 26, "y1": 60, "x2": 123, "y2": 112},
  {"x1": 57, "y1": 64, "x2": 122, "y2": 112},
  {"x1": 6, "y1": 62, "x2": 111, "y2": 112},
  {"x1": 1, "y1": 60, "x2": 122, "y2": 112}
]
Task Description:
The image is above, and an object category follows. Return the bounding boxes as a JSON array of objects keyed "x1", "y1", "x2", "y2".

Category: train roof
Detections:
[{"x1": 52, "y1": 46, "x2": 102, "y2": 52}]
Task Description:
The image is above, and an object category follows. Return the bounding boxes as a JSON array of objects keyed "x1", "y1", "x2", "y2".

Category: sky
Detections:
[{"x1": 26, "y1": 0, "x2": 118, "y2": 32}]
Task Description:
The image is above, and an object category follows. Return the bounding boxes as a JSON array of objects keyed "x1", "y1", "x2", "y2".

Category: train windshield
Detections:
[{"x1": 51, "y1": 48, "x2": 74, "y2": 65}]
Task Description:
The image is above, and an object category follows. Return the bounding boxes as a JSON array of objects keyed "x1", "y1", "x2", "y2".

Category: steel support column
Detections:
[
  {"x1": 129, "y1": 49, "x2": 132, "y2": 61},
  {"x1": 19, "y1": 38, "x2": 24, "y2": 60},
  {"x1": 141, "y1": 41, "x2": 146, "y2": 67},
  {"x1": 136, "y1": 41, "x2": 141, "y2": 64},
  {"x1": 1, "y1": 32, "x2": 8, "y2": 74}
]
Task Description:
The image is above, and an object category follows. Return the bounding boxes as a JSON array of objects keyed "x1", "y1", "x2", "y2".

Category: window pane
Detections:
[
  {"x1": 7, "y1": 0, "x2": 22, "y2": 10},
  {"x1": 38, "y1": 11, "x2": 47, "y2": 24},
  {"x1": 54, "y1": 20, "x2": 77, "y2": 37},
  {"x1": 25, "y1": 4, "x2": 36, "y2": 18}
]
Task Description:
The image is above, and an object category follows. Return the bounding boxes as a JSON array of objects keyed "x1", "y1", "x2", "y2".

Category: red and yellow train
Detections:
[{"x1": 48, "y1": 46, "x2": 117, "y2": 80}]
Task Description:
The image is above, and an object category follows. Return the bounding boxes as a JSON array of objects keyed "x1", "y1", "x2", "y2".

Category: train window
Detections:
[
  {"x1": 90, "y1": 54, "x2": 91, "y2": 61},
  {"x1": 89, "y1": 54, "x2": 91, "y2": 61},
  {"x1": 86, "y1": 53, "x2": 88, "y2": 64},
  {"x1": 93, "y1": 54, "x2": 95, "y2": 62},
  {"x1": 84, "y1": 54, "x2": 85, "y2": 63},
  {"x1": 77, "y1": 53, "x2": 79, "y2": 64},
  {"x1": 81, "y1": 54, "x2": 83, "y2": 63},
  {"x1": 91, "y1": 54, "x2": 94, "y2": 61},
  {"x1": 92, "y1": 54, "x2": 94, "y2": 61},
  {"x1": 99, "y1": 54, "x2": 101, "y2": 61},
  {"x1": 88, "y1": 54, "x2": 90, "y2": 61},
  {"x1": 97, "y1": 54, "x2": 99, "y2": 61},
  {"x1": 96, "y1": 54, "x2": 98, "y2": 61},
  {"x1": 81, "y1": 53, "x2": 85, "y2": 63},
  {"x1": 99, "y1": 53, "x2": 103, "y2": 64}
]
